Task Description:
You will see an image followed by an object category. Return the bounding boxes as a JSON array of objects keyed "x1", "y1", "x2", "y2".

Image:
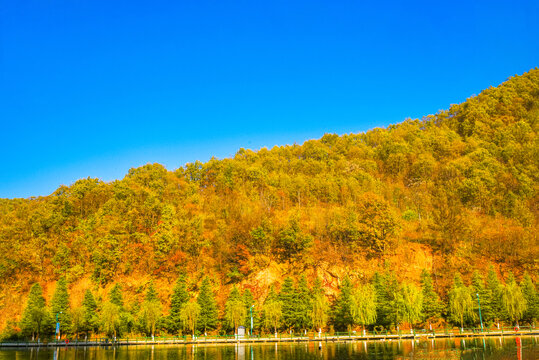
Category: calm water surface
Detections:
[{"x1": 1, "y1": 336, "x2": 537, "y2": 360}]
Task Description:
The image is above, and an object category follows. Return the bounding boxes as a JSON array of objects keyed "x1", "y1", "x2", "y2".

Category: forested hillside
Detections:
[{"x1": 1, "y1": 69, "x2": 538, "y2": 338}]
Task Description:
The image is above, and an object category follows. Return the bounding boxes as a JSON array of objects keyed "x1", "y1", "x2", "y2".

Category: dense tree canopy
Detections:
[{"x1": 0, "y1": 69, "x2": 538, "y2": 337}]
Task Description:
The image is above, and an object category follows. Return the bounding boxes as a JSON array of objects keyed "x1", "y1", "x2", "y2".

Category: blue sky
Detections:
[{"x1": 1, "y1": 0, "x2": 538, "y2": 198}]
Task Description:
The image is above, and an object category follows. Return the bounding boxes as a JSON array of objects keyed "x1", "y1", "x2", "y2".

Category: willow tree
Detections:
[
  {"x1": 351, "y1": 283, "x2": 377, "y2": 332},
  {"x1": 396, "y1": 283, "x2": 423, "y2": 330},
  {"x1": 311, "y1": 279, "x2": 329, "y2": 335},
  {"x1": 101, "y1": 302, "x2": 120, "y2": 338},
  {"x1": 502, "y1": 273, "x2": 527, "y2": 327},
  {"x1": 449, "y1": 274, "x2": 474, "y2": 329},
  {"x1": 263, "y1": 286, "x2": 282, "y2": 336},
  {"x1": 139, "y1": 283, "x2": 161, "y2": 338},
  {"x1": 181, "y1": 301, "x2": 201, "y2": 337},
  {"x1": 225, "y1": 286, "x2": 245, "y2": 334}
]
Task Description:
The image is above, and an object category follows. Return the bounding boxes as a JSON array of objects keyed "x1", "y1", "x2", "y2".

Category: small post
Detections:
[
  {"x1": 250, "y1": 305, "x2": 255, "y2": 336},
  {"x1": 476, "y1": 293, "x2": 484, "y2": 332}
]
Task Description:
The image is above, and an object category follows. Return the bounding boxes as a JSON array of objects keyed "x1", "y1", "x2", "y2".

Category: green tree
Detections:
[
  {"x1": 294, "y1": 275, "x2": 312, "y2": 332},
  {"x1": 372, "y1": 270, "x2": 400, "y2": 327},
  {"x1": 181, "y1": 300, "x2": 200, "y2": 337},
  {"x1": 332, "y1": 277, "x2": 355, "y2": 331},
  {"x1": 279, "y1": 277, "x2": 296, "y2": 331},
  {"x1": 20, "y1": 283, "x2": 50, "y2": 340},
  {"x1": 109, "y1": 283, "x2": 124, "y2": 308},
  {"x1": 167, "y1": 275, "x2": 189, "y2": 334},
  {"x1": 70, "y1": 306, "x2": 85, "y2": 339},
  {"x1": 484, "y1": 266, "x2": 503, "y2": 326},
  {"x1": 275, "y1": 218, "x2": 313, "y2": 262},
  {"x1": 420, "y1": 270, "x2": 443, "y2": 325},
  {"x1": 396, "y1": 283, "x2": 423, "y2": 330},
  {"x1": 242, "y1": 289, "x2": 259, "y2": 332},
  {"x1": 81, "y1": 289, "x2": 99, "y2": 339},
  {"x1": 51, "y1": 277, "x2": 71, "y2": 336},
  {"x1": 520, "y1": 272, "x2": 538, "y2": 324},
  {"x1": 501, "y1": 273, "x2": 527, "y2": 327},
  {"x1": 263, "y1": 286, "x2": 282, "y2": 335},
  {"x1": 311, "y1": 278, "x2": 329, "y2": 334},
  {"x1": 225, "y1": 286, "x2": 245, "y2": 334},
  {"x1": 101, "y1": 301, "x2": 120, "y2": 338},
  {"x1": 449, "y1": 274, "x2": 474, "y2": 329},
  {"x1": 351, "y1": 283, "x2": 377, "y2": 331},
  {"x1": 139, "y1": 282, "x2": 161, "y2": 338},
  {"x1": 197, "y1": 277, "x2": 218, "y2": 333}
]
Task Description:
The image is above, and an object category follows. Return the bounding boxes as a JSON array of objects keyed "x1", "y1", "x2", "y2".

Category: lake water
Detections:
[{"x1": 1, "y1": 336, "x2": 537, "y2": 359}]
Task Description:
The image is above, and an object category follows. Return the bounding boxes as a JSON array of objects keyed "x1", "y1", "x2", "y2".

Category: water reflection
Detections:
[{"x1": 0, "y1": 336, "x2": 537, "y2": 360}]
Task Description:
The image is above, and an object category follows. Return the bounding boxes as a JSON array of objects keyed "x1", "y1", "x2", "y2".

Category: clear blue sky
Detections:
[{"x1": 1, "y1": 0, "x2": 538, "y2": 198}]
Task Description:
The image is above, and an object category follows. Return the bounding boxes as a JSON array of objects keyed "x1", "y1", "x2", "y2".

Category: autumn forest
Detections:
[{"x1": 0, "y1": 69, "x2": 538, "y2": 340}]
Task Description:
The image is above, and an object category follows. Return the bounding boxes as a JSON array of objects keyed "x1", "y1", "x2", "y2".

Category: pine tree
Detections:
[
  {"x1": 294, "y1": 275, "x2": 312, "y2": 332},
  {"x1": 109, "y1": 283, "x2": 124, "y2": 308},
  {"x1": 520, "y1": 272, "x2": 538, "y2": 324},
  {"x1": 372, "y1": 270, "x2": 399, "y2": 327},
  {"x1": 20, "y1": 283, "x2": 50, "y2": 340},
  {"x1": 420, "y1": 270, "x2": 443, "y2": 324},
  {"x1": 51, "y1": 277, "x2": 71, "y2": 335},
  {"x1": 197, "y1": 277, "x2": 218, "y2": 333},
  {"x1": 278, "y1": 277, "x2": 296, "y2": 332},
  {"x1": 332, "y1": 277, "x2": 354, "y2": 332},
  {"x1": 81, "y1": 289, "x2": 99, "y2": 338},
  {"x1": 167, "y1": 275, "x2": 189, "y2": 334},
  {"x1": 484, "y1": 266, "x2": 503, "y2": 325}
]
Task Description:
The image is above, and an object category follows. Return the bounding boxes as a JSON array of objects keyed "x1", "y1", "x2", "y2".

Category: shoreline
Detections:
[{"x1": 2, "y1": 330, "x2": 538, "y2": 348}]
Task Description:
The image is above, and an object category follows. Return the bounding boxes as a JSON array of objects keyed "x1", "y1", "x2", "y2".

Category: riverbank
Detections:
[{"x1": 2, "y1": 328, "x2": 538, "y2": 348}]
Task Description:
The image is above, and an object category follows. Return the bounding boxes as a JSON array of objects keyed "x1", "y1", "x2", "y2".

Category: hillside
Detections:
[{"x1": 0, "y1": 69, "x2": 538, "y2": 334}]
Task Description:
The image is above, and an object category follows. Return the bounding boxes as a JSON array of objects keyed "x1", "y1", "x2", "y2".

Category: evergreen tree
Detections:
[
  {"x1": 484, "y1": 265, "x2": 503, "y2": 325},
  {"x1": 279, "y1": 277, "x2": 296, "y2": 331},
  {"x1": 225, "y1": 286, "x2": 244, "y2": 334},
  {"x1": 109, "y1": 283, "x2": 124, "y2": 308},
  {"x1": 167, "y1": 275, "x2": 189, "y2": 334},
  {"x1": 20, "y1": 283, "x2": 50, "y2": 340},
  {"x1": 449, "y1": 273, "x2": 474, "y2": 329},
  {"x1": 332, "y1": 277, "x2": 354, "y2": 331},
  {"x1": 501, "y1": 273, "x2": 527, "y2": 327},
  {"x1": 372, "y1": 270, "x2": 399, "y2": 327},
  {"x1": 420, "y1": 270, "x2": 443, "y2": 324},
  {"x1": 81, "y1": 289, "x2": 99, "y2": 338},
  {"x1": 51, "y1": 277, "x2": 71, "y2": 335},
  {"x1": 520, "y1": 272, "x2": 538, "y2": 324},
  {"x1": 196, "y1": 277, "x2": 218, "y2": 333},
  {"x1": 294, "y1": 275, "x2": 312, "y2": 332}
]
